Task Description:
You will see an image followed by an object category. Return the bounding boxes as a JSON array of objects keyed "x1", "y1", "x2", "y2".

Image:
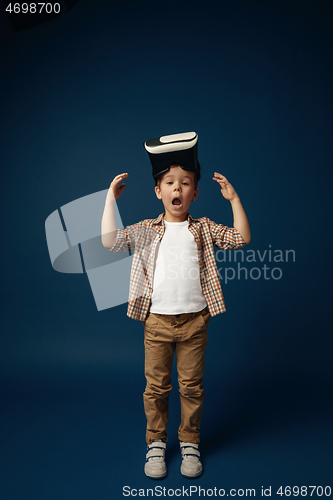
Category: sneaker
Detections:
[
  {"x1": 144, "y1": 439, "x2": 167, "y2": 479},
  {"x1": 180, "y1": 442, "x2": 203, "y2": 478}
]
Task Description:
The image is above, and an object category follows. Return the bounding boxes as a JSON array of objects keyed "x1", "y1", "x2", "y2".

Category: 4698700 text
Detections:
[
  {"x1": 5, "y1": 3, "x2": 61, "y2": 14},
  {"x1": 262, "y1": 486, "x2": 331, "y2": 497}
]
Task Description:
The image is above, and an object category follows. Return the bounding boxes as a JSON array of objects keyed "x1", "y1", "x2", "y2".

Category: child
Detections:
[{"x1": 101, "y1": 132, "x2": 250, "y2": 479}]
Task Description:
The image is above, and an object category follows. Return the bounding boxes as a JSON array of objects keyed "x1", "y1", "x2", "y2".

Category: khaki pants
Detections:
[{"x1": 143, "y1": 307, "x2": 210, "y2": 444}]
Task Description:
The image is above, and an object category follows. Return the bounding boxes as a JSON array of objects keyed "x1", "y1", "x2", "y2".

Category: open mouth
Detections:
[{"x1": 172, "y1": 198, "x2": 182, "y2": 205}]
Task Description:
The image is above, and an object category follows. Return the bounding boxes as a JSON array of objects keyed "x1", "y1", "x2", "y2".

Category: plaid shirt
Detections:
[{"x1": 110, "y1": 213, "x2": 247, "y2": 321}]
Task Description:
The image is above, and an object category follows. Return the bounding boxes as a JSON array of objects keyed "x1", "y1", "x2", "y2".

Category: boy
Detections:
[{"x1": 101, "y1": 132, "x2": 250, "y2": 479}]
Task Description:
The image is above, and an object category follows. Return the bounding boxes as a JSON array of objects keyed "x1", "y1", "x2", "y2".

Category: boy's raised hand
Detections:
[
  {"x1": 107, "y1": 173, "x2": 128, "y2": 202},
  {"x1": 213, "y1": 172, "x2": 239, "y2": 202}
]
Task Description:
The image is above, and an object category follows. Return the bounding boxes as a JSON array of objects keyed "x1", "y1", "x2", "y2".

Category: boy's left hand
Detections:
[{"x1": 213, "y1": 172, "x2": 239, "y2": 202}]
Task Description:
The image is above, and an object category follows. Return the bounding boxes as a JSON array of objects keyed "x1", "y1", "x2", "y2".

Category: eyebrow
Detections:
[{"x1": 164, "y1": 174, "x2": 192, "y2": 180}]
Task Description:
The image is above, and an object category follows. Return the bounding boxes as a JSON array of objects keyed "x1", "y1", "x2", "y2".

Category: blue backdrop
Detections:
[{"x1": 1, "y1": 1, "x2": 332, "y2": 499}]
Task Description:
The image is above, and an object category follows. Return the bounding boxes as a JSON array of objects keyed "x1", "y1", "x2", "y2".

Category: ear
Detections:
[
  {"x1": 192, "y1": 187, "x2": 199, "y2": 201},
  {"x1": 155, "y1": 185, "x2": 162, "y2": 200}
]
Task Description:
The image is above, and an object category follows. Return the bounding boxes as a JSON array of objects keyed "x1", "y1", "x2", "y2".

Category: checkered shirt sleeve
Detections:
[
  {"x1": 206, "y1": 218, "x2": 247, "y2": 249},
  {"x1": 109, "y1": 224, "x2": 138, "y2": 253}
]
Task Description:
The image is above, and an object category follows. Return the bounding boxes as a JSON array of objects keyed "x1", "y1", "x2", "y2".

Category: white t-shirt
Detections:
[{"x1": 150, "y1": 220, "x2": 207, "y2": 314}]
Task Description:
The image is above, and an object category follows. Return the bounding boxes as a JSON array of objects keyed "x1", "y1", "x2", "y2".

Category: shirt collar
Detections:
[{"x1": 151, "y1": 213, "x2": 200, "y2": 226}]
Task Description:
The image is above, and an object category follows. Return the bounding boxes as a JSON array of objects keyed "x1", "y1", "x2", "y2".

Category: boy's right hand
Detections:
[{"x1": 106, "y1": 173, "x2": 128, "y2": 202}]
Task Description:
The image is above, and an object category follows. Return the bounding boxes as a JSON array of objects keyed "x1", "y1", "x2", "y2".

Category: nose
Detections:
[{"x1": 174, "y1": 182, "x2": 181, "y2": 191}]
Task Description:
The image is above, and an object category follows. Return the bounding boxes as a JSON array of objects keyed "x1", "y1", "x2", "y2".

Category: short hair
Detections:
[{"x1": 155, "y1": 166, "x2": 198, "y2": 189}]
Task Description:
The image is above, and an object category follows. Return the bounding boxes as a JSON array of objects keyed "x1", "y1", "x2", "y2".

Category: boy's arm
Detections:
[
  {"x1": 101, "y1": 173, "x2": 128, "y2": 249},
  {"x1": 230, "y1": 197, "x2": 251, "y2": 245},
  {"x1": 213, "y1": 172, "x2": 251, "y2": 244}
]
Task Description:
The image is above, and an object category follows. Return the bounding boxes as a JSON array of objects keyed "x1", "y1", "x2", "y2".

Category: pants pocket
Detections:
[{"x1": 199, "y1": 307, "x2": 211, "y2": 327}]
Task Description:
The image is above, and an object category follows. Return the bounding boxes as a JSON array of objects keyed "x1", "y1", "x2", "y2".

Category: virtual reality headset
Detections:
[{"x1": 144, "y1": 132, "x2": 201, "y2": 181}]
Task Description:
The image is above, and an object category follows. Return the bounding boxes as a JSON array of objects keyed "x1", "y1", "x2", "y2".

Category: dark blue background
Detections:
[{"x1": 1, "y1": 1, "x2": 332, "y2": 499}]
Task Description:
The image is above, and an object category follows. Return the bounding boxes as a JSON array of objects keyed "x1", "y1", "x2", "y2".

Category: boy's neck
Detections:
[{"x1": 163, "y1": 212, "x2": 189, "y2": 223}]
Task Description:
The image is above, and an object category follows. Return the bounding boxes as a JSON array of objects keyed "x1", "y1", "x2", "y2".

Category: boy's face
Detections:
[{"x1": 155, "y1": 165, "x2": 198, "y2": 222}]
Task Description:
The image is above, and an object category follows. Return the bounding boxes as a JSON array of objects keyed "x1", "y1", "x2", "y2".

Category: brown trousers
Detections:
[{"x1": 143, "y1": 307, "x2": 210, "y2": 444}]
